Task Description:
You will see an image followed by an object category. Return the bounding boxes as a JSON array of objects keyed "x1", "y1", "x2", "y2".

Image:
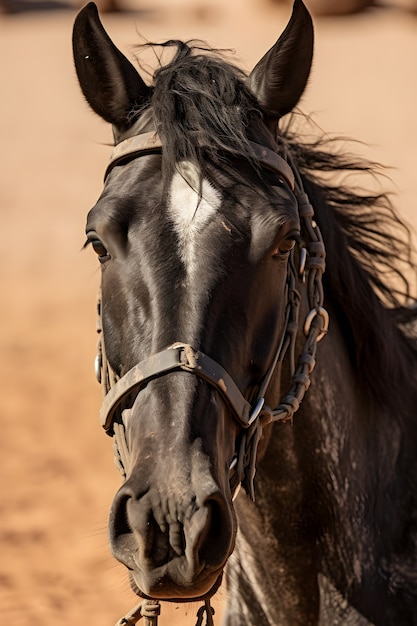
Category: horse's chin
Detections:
[{"x1": 128, "y1": 565, "x2": 223, "y2": 602}]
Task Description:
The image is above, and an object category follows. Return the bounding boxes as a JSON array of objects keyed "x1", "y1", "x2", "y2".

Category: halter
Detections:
[{"x1": 94, "y1": 130, "x2": 328, "y2": 626}]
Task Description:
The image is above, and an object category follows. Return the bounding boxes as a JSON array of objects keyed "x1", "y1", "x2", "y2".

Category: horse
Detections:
[{"x1": 72, "y1": 1, "x2": 417, "y2": 624}]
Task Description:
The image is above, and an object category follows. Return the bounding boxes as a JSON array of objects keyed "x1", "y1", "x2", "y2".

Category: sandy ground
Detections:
[{"x1": 0, "y1": 1, "x2": 416, "y2": 624}]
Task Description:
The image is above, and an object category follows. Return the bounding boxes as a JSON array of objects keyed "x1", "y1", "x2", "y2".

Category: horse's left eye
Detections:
[{"x1": 273, "y1": 237, "x2": 297, "y2": 257}]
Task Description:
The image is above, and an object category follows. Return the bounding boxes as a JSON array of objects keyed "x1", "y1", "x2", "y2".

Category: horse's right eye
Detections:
[{"x1": 91, "y1": 239, "x2": 107, "y2": 256}]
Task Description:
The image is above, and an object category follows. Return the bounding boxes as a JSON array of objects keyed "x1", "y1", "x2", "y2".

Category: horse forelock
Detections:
[{"x1": 132, "y1": 40, "x2": 263, "y2": 185}]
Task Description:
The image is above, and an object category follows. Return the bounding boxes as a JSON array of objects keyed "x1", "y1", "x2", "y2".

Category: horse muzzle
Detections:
[{"x1": 109, "y1": 472, "x2": 235, "y2": 599}]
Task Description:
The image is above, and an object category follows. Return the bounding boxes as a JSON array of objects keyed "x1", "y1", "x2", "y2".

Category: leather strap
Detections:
[
  {"x1": 248, "y1": 141, "x2": 294, "y2": 190},
  {"x1": 105, "y1": 131, "x2": 162, "y2": 179},
  {"x1": 100, "y1": 343, "x2": 252, "y2": 432},
  {"x1": 105, "y1": 131, "x2": 294, "y2": 190}
]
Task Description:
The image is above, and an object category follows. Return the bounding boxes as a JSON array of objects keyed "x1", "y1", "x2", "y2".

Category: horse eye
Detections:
[
  {"x1": 90, "y1": 238, "x2": 110, "y2": 261},
  {"x1": 273, "y1": 238, "x2": 296, "y2": 257}
]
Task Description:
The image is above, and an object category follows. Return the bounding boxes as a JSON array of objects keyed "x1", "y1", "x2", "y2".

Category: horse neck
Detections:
[{"x1": 224, "y1": 307, "x2": 410, "y2": 625}]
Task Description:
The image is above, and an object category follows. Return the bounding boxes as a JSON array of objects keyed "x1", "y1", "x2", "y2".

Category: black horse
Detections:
[{"x1": 73, "y1": 2, "x2": 417, "y2": 624}]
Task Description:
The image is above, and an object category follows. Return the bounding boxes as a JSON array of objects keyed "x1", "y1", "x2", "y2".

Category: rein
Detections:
[{"x1": 94, "y1": 131, "x2": 328, "y2": 626}]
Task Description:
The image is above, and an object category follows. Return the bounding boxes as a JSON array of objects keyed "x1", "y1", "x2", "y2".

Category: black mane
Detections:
[
  {"x1": 138, "y1": 42, "x2": 417, "y2": 417},
  {"x1": 285, "y1": 125, "x2": 417, "y2": 417}
]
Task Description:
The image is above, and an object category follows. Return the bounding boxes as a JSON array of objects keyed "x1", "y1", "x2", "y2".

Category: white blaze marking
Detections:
[{"x1": 168, "y1": 161, "x2": 221, "y2": 274}]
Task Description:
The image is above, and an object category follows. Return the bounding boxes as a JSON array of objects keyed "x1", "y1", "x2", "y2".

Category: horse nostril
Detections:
[
  {"x1": 110, "y1": 487, "x2": 181, "y2": 568},
  {"x1": 196, "y1": 495, "x2": 233, "y2": 569},
  {"x1": 109, "y1": 492, "x2": 137, "y2": 564}
]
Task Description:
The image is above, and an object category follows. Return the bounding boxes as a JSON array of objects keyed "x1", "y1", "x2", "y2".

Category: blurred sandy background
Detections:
[{"x1": 0, "y1": 0, "x2": 416, "y2": 624}]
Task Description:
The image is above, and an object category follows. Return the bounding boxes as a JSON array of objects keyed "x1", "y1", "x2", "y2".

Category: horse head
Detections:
[{"x1": 73, "y1": 0, "x2": 314, "y2": 603}]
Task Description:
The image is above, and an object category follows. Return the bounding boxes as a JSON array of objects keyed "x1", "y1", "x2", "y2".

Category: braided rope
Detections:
[
  {"x1": 196, "y1": 600, "x2": 215, "y2": 626},
  {"x1": 265, "y1": 186, "x2": 328, "y2": 425},
  {"x1": 239, "y1": 169, "x2": 328, "y2": 498},
  {"x1": 115, "y1": 599, "x2": 160, "y2": 626},
  {"x1": 115, "y1": 598, "x2": 215, "y2": 626}
]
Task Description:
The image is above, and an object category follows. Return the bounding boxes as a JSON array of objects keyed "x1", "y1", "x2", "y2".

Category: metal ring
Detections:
[{"x1": 303, "y1": 307, "x2": 329, "y2": 342}]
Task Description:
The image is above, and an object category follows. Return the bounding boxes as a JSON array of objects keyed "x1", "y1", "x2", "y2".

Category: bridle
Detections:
[{"x1": 94, "y1": 130, "x2": 329, "y2": 626}]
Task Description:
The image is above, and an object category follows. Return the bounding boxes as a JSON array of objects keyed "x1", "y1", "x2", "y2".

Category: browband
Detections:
[{"x1": 105, "y1": 130, "x2": 295, "y2": 191}]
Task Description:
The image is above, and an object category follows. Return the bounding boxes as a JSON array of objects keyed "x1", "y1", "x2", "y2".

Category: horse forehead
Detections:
[{"x1": 168, "y1": 161, "x2": 222, "y2": 232}]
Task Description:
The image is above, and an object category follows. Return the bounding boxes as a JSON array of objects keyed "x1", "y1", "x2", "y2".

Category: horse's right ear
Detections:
[{"x1": 72, "y1": 2, "x2": 151, "y2": 131}]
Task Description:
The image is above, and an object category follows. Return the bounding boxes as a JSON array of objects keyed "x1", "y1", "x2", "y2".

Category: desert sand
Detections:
[{"x1": 1, "y1": 1, "x2": 416, "y2": 624}]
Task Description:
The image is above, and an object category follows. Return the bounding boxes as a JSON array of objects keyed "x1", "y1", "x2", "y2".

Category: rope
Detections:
[
  {"x1": 115, "y1": 599, "x2": 215, "y2": 626},
  {"x1": 115, "y1": 599, "x2": 160, "y2": 626},
  {"x1": 195, "y1": 600, "x2": 215, "y2": 626}
]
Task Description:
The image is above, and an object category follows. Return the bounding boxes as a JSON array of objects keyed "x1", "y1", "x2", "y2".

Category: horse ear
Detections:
[
  {"x1": 247, "y1": 0, "x2": 314, "y2": 121},
  {"x1": 72, "y1": 2, "x2": 151, "y2": 130}
]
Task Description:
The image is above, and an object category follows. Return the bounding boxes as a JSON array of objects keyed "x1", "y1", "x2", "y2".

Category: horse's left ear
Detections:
[{"x1": 247, "y1": 0, "x2": 314, "y2": 121}]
